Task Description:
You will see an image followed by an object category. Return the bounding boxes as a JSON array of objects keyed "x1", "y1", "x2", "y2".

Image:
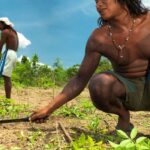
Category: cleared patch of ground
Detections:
[{"x1": 0, "y1": 87, "x2": 150, "y2": 150}]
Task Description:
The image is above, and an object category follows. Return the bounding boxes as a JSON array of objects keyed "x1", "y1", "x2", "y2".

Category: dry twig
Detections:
[
  {"x1": 56, "y1": 122, "x2": 61, "y2": 150},
  {"x1": 58, "y1": 121, "x2": 72, "y2": 143}
]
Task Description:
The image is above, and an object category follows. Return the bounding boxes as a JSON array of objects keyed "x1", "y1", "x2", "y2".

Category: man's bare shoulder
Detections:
[
  {"x1": 91, "y1": 25, "x2": 107, "y2": 38},
  {"x1": 86, "y1": 25, "x2": 108, "y2": 52},
  {"x1": 139, "y1": 11, "x2": 150, "y2": 23},
  {"x1": 146, "y1": 11, "x2": 150, "y2": 23},
  {"x1": 1, "y1": 29, "x2": 10, "y2": 36},
  {"x1": 147, "y1": 11, "x2": 150, "y2": 18}
]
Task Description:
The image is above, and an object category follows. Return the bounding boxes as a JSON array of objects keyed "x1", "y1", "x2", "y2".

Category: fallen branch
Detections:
[{"x1": 58, "y1": 121, "x2": 72, "y2": 143}]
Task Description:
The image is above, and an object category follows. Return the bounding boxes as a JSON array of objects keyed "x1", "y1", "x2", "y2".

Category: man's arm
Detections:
[{"x1": 30, "y1": 34, "x2": 101, "y2": 121}]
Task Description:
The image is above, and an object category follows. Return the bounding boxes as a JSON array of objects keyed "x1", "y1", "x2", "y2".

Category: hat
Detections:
[{"x1": 0, "y1": 17, "x2": 14, "y2": 27}]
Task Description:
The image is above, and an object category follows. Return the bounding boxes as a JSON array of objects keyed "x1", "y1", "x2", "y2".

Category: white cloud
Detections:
[
  {"x1": 0, "y1": 17, "x2": 31, "y2": 49},
  {"x1": 33, "y1": 1, "x2": 96, "y2": 27},
  {"x1": 17, "y1": 32, "x2": 31, "y2": 49},
  {"x1": 143, "y1": 0, "x2": 150, "y2": 7}
]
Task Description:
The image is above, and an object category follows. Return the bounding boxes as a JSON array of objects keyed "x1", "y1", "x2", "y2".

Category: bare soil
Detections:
[{"x1": 0, "y1": 87, "x2": 150, "y2": 150}]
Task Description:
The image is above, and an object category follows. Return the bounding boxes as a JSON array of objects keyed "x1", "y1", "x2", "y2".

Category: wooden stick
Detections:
[
  {"x1": 56, "y1": 122, "x2": 61, "y2": 150},
  {"x1": 58, "y1": 121, "x2": 72, "y2": 143},
  {"x1": 0, "y1": 117, "x2": 29, "y2": 124}
]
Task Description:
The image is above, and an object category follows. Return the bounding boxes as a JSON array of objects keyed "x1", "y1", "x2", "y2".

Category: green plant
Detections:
[
  {"x1": 80, "y1": 99, "x2": 96, "y2": 115},
  {"x1": 54, "y1": 105, "x2": 86, "y2": 119},
  {"x1": 71, "y1": 133, "x2": 106, "y2": 150},
  {"x1": 88, "y1": 117, "x2": 101, "y2": 133},
  {"x1": 109, "y1": 128, "x2": 150, "y2": 150},
  {"x1": 28, "y1": 130, "x2": 43, "y2": 145},
  {"x1": 54, "y1": 100, "x2": 96, "y2": 119},
  {"x1": 0, "y1": 97, "x2": 30, "y2": 118},
  {"x1": 17, "y1": 130, "x2": 27, "y2": 144},
  {"x1": 44, "y1": 143, "x2": 58, "y2": 150}
]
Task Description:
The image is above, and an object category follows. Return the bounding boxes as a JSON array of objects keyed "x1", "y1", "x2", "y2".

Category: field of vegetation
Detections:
[{"x1": 0, "y1": 55, "x2": 150, "y2": 150}]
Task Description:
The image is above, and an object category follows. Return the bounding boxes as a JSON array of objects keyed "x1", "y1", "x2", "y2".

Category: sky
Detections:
[{"x1": 0, "y1": 0, "x2": 150, "y2": 68}]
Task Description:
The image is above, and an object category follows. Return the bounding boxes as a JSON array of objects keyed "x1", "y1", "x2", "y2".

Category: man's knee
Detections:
[
  {"x1": 88, "y1": 73, "x2": 125, "y2": 111},
  {"x1": 88, "y1": 73, "x2": 125, "y2": 97},
  {"x1": 88, "y1": 73, "x2": 115, "y2": 95}
]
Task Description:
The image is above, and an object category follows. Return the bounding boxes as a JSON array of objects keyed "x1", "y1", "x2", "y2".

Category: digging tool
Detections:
[{"x1": 0, "y1": 117, "x2": 30, "y2": 124}]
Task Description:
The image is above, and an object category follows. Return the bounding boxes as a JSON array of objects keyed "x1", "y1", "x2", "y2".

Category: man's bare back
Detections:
[{"x1": 2, "y1": 29, "x2": 18, "y2": 51}]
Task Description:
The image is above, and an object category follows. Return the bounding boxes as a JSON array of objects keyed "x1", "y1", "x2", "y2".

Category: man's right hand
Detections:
[{"x1": 30, "y1": 106, "x2": 50, "y2": 123}]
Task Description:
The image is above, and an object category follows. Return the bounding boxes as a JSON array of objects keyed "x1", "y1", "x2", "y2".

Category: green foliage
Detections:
[
  {"x1": 11, "y1": 55, "x2": 55, "y2": 87},
  {"x1": 44, "y1": 144, "x2": 56, "y2": 150},
  {"x1": 54, "y1": 99, "x2": 96, "y2": 119},
  {"x1": 95, "y1": 58, "x2": 112, "y2": 73},
  {"x1": 0, "y1": 54, "x2": 112, "y2": 88},
  {"x1": 21, "y1": 55, "x2": 29, "y2": 64},
  {"x1": 10, "y1": 56, "x2": 69, "y2": 87},
  {"x1": 88, "y1": 117, "x2": 101, "y2": 133},
  {"x1": 54, "y1": 105, "x2": 86, "y2": 119},
  {"x1": 71, "y1": 133, "x2": 105, "y2": 150},
  {"x1": 80, "y1": 99, "x2": 96, "y2": 114},
  {"x1": 28, "y1": 130, "x2": 43, "y2": 145},
  {"x1": 12, "y1": 61, "x2": 33, "y2": 86},
  {"x1": 109, "y1": 128, "x2": 150, "y2": 150},
  {"x1": 31, "y1": 54, "x2": 39, "y2": 67},
  {"x1": 53, "y1": 66, "x2": 68, "y2": 85},
  {"x1": 0, "y1": 96, "x2": 30, "y2": 118},
  {"x1": 66, "y1": 64, "x2": 80, "y2": 79}
]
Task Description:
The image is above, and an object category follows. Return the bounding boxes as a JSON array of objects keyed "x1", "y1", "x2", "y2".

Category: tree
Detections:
[
  {"x1": 66, "y1": 64, "x2": 80, "y2": 79},
  {"x1": 21, "y1": 56, "x2": 29, "y2": 64},
  {"x1": 53, "y1": 58, "x2": 63, "y2": 69},
  {"x1": 31, "y1": 54, "x2": 39, "y2": 67}
]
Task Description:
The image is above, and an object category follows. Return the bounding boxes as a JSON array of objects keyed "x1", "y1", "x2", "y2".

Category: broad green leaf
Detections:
[
  {"x1": 87, "y1": 136, "x2": 94, "y2": 146},
  {"x1": 126, "y1": 143, "x2": 135, "y2": 149},
  {"x1": 130, "y1": 128, "x2": 137, "y2": 139},
  {"x1": 139, "y1": 145, "x2": 150, "y2": 150},
  {"x1": 97, "y1": 141, "x2": 103, "y2": 146},
  {"x1": 120, "y1": 139, "x2": 132, "y2": 146},
  {"x1": 72, "y1": 142, "x2": 79, "y2": 150},
  {"x1": 109, "y1": 141, "x2": 119, "y2": 148},
  {"x1": 136, "y1": 137, "x2": 147, "y2": 144},
  {"x1": 117, "y1": 130, "x2": 129, "y2": 139},
  {"x1": 79, "y1": 133, "x2": 86, "y2": 143}
]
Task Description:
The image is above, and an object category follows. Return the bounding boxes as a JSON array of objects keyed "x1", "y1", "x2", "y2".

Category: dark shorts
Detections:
[{"x1": 107, "y1": 71, "x2": 150, "y2": 111}]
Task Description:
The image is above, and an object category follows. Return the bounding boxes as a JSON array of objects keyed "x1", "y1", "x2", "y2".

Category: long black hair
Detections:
[{"x1": 98, "y1": 0, "x2": 149, "y2": 26}]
